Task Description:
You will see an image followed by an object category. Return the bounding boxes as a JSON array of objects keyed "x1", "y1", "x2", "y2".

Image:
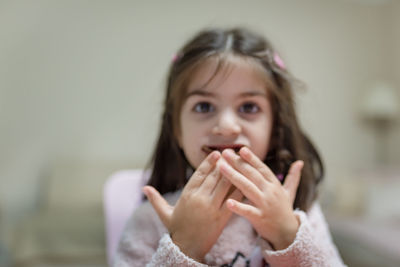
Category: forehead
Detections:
[{"x1": 186, "y1": 54, "x2": 273, "y2": 95}]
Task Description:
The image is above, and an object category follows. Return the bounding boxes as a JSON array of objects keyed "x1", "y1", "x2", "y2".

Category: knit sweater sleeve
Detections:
[
  {"x1": 113, "y1": 194, "x2": 207, "y2": 267},
  {"x1": 259, "y1": 203, "x2": 346, "y2": 267}
]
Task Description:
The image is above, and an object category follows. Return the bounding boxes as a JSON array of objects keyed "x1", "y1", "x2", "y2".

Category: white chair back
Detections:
[{"x1": 103, "y1": 169, "x2": 150, "y2": 265}]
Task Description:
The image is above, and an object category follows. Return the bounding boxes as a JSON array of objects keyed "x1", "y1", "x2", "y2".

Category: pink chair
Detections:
[{"x1": 103, "y1": 169, "x2": 150, "y2": 265}]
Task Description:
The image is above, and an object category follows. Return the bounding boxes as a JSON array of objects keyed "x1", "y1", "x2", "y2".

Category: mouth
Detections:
[{"x1": 202, "y1": 144, "x2": 245, "y2": 154}]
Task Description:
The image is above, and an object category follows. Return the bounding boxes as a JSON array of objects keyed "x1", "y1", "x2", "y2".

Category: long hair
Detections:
[{"x1": 146, "y1": 28, "x2": 324, "y2": 211}]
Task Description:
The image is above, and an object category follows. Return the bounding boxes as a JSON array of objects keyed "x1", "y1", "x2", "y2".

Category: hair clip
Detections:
[
  {"x1": 171, "y1": 54, "x2": 179, "y2": 63},
  {"x1": 171, "y1": 53, "x2": 183, "y2": 63},
  {"x1": 276, "y1": 173, "x2": 284, "y2": 181},
  {"x1": 273, "y1": 52, "x2": 286, "y2": 70}
]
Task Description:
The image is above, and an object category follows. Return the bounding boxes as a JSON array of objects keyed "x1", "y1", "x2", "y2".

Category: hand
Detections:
[
  {"x1": 219, "y1": 147, "x2": 304, "y2": 250},
  {"x1": 142, "y1": 151, "x2": 243, "y2": 262}
]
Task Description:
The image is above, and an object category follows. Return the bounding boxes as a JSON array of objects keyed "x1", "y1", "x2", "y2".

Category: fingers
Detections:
[
  {"x1": 197, "y1": 166, "x2": 221, "y2": 194},
  {"x1": 222, "y1": 149, "x2": 268, "y2": 190},
  {"x1": 220, "y1": 188, "x2": 243, "y2": 214},
  {"x1": 226, "y1": 198, "x2": 260, "y2": 220},
  {"x1": 283, "y1": 160, "x2": 304, "y2": 204},
  {"x1": 211, "y1": 175, "x2": 232, "y2": 207},
  {"x1": 185, "y1": 151, "x2": 221, "y2": 190},
  {"x1": 238, "y1": 147, "x2": 279, "y2": 184},
  {"x1": 142, "y1": 186, "x2": 172, "y2": 227},
  {"x1": 228, "y1": 187, "x2": 243, "y2": 203},
  {"x1": 219, "y1": 160, "x2": 263, "y2": 205}
]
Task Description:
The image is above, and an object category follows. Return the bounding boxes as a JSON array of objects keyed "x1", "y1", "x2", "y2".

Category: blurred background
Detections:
[{"x1": 1, "y1": 0, "x2": 400, "y2": 266}]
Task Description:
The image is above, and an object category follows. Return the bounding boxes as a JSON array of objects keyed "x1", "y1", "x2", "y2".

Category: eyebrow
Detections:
[
  {"x1": 185, "y1": 89, "x2": 215, "y2": 98},
  {"x1": 185, "y1": 89, "x2": 267, "y2": 98},
  {"x1": 239, "y1": 91, "x2": 268, "y2": 98}
]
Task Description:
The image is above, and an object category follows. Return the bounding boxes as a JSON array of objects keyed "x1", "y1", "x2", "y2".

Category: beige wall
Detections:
[
  {"x1": 1, "y1": 0, "x2": 399, "y2": 240},
  {"x1": 389, "y1": 0, "x2": 400, "y2": 161}
]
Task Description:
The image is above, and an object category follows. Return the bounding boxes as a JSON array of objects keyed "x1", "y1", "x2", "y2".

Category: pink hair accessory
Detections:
[
  {"x1": 171, "y1": 54, "x2": 179, "y2": 62},
  {"x1": 172, "y1": 53, "x2": 183, "y2": 63},
  {"x1": 276, "y1": 173, "x2": 284, "y2": 181},
  {"x1": 273, "y1": 52, "x2": 286, "y2": 70}
]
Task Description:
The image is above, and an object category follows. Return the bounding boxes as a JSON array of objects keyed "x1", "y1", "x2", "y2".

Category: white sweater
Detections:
[{"x1": 114, "y1": 190, "x2": 346, "y2": 267}]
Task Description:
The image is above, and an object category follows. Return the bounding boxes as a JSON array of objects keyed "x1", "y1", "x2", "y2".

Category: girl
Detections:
[{"x1": 115, "y1": 28, "x2": 346, "y2": 266}]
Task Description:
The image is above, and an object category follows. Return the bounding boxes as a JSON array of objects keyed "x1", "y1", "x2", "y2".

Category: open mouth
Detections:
[{"x1": 202, "y1": 144, "x2": 245, "y2": 154}]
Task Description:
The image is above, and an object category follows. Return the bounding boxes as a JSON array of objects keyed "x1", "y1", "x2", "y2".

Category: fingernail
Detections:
[
  {"x1": 218, "y1": 161, "x2": 229, "y2": 173},
  {"x1": 142, "y1": 186, "x2": 151, "y2": 196},
  {"x1": 293, "y1": 161, "x2": 304, "y2": 173},
  {"x1": 210, "y1": 151, "x2": 221, "y2": 161},
  {"x1": 226, "y1": 199, "x2": 235, "y2": 209},
  {"x1": 239, "y1": 147, "x2": 251, "y2": 158},
  {"x1": 222, "y1": 149, "x2": 233, "y2": 156},
  {"x1": 241, "y1": 146, "x2": 250, "y2": 154},
  {"x1": 298, "y1": 160, "x2": 304, "y2": 169}
]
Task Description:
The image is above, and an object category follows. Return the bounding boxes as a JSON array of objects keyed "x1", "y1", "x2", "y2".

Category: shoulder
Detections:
[
  {"x1": 261, "y1": 202, "x2": 346, "y2": 266},
  {"x1": 134, "y1": 189, "x2": 181, "y2": 215},
  {"x1": 297, "y1": 202, "x2": 329, "y2": 231},
  {"x1": 115, "y1": 190, "x2": 183, "y2": 264},
  {"x1": 126, "y1": 190, "x2": 182, "y2": 231},
  {"x1": 306, "y1": 202, "x2": 324, "y2": 217},
  {"x1": 163, "y1": 189, "x2": 182, "y2": 205}
]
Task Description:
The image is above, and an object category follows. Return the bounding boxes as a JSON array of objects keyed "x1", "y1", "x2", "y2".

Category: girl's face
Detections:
[{"x1": 177, "y1": 58, "x2": 273, "y2": 168}]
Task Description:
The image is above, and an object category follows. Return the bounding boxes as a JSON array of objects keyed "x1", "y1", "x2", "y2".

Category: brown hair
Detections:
[{"x1": 146, "y1": 27, "x2": 324, "y2": 211}]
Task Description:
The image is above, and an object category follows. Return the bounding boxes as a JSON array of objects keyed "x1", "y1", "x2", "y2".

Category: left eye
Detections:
[
  {"x1": 239, "y1": 102, "x2": 260, "y2": 114},
  {"x1": 193, "y1": 102, "x2": 215, "y2": 113}
]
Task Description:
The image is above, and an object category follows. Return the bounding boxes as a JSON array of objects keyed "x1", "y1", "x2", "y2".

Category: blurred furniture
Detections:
[
  {"x1": 326, "y1": 168, "x2": 400, "y2": 267},
  {"x1": 12, "y1": 160, "x2": 130, "y2": 267},
  {"x1": 329, "y1": 215, "x2": 400, "y2": 267},
  {"x1": 103, "y1": 169, "x2": 149, "y2": 265},
  {"x1": 0, "y1": 220, "x2": 11, "y2": 267},
  {"x1": 16, "y1": 160, "x2": 396, "y2": 267},
  {"x1": 359, "y1": 81, "x2": 399, "y2": 164},
  {"x1": 102, "y1": 167, "x2": 400, "y2": 267}
]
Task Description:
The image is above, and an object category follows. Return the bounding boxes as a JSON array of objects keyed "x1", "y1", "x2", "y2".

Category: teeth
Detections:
[{"x1": 203, "y1": 145, "x2": 244, "y2": 154}]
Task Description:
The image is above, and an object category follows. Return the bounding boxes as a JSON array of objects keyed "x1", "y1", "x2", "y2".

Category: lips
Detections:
[{"x1": 202, "y1": 144, "x2": 245, "y2": 154}]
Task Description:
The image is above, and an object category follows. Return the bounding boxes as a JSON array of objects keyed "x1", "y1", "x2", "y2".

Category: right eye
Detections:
[{"x1": 193, "y1": 102, "x2": 215, "y2": 113}]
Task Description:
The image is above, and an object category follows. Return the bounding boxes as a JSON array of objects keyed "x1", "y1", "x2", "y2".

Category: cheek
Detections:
[
  {"x1": 180, "y1": 126, "x2": 200, "y2": 151},
  {"x1": 181, "y1": 135, "x2": 203, "y2": 169},
  {"x1": 250, "y1": 120, "x2": 273, "y2": 160},
  {"x1": 254, "y1": 137, "x2": 270, "y2": 161},
  {"x1": 178, "y1": 107, "x2": 190, "y2": 148}
]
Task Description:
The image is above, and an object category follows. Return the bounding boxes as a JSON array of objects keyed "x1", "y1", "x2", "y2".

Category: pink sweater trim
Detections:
[
  {"x1": 148, "y1": 234, "x2": 208, "y2": 267},
  {"x1": 114, "y1": 190, "x2": 346, "y2": 266}
]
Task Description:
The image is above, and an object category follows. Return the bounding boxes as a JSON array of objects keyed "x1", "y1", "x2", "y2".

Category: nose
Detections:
[{"x1": 212, "y1": 109, "x2": 241, "y2": 136}]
